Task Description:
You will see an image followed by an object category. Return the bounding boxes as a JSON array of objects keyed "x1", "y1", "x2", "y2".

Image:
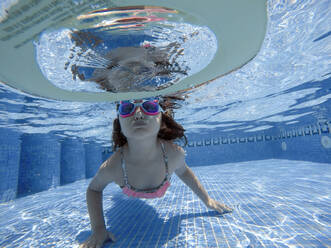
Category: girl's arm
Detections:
[
  {"x1": 176, "y1": 164, "x2": 233, "y2": 214},
  {"x1": 175, "y1": 165, "x2": 209, "y2": 204},
  {"x1": 172, "y1": 145, "x2": 232, "y2": 214},
  {"x1": 80, "y1": 153, "x2": 119, "y2": 247}
]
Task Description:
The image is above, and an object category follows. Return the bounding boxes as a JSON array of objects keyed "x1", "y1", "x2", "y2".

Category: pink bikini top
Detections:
[{"x1": 120, "y1": 142, "x2": 171, "y2": 199}]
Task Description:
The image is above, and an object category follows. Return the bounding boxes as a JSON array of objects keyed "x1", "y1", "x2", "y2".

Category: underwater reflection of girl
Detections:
[
  {"x1": 82, "y1": 45, "x2": 187, "y2": 92},
  {"x1": 67, "y1": 30, "x2": 188, "y2": 93},
  {"x1": 79, "y1": 97, "x2": 232, "y2": 248}
]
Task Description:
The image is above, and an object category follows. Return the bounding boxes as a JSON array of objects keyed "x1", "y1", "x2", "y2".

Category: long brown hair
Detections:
[{"x1": 112, "y1": 96, "x2": 187, "y2": 151}]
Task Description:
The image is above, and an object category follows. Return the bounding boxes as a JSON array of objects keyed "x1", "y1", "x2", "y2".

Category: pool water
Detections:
[
  {"x1": 0, "y1": 0, "x2": 331, "y2": 247},
  {"x1": 0, "y1": 160, "x2": 329, "y2": 247}
]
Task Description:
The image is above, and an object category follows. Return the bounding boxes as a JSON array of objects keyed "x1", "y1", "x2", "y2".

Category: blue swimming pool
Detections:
[
  {"x1": 0, "y1": 160, "x2": 330, "y2": 247},
  {"x1": 0, "y1": 0, "x2": 330, "y2": 247}
]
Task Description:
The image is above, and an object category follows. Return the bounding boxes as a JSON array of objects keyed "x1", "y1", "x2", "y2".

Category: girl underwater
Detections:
[{"x1": 80, "y1": 96, "x2": 233, "y2": 248}]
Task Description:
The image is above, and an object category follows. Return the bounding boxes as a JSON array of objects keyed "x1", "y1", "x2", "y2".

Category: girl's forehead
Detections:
[{"x1": 119, "y1": 97, "x2": 159, "y2": 104}]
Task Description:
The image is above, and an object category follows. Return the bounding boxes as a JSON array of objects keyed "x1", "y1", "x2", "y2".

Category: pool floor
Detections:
[{"x1": 0, "y1": 159, "x2": 330, "y2": 248}]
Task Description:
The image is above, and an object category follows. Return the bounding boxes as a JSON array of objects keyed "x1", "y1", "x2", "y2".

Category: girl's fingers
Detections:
[
  {"x1": 220, "y1": 204, "x2": 233, "y2": 213},
  {"x1": 213, "y1": 201, "x2": 233, "y2": 214}
]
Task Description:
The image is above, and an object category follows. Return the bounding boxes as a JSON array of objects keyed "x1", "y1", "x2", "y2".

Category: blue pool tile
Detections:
[{"x1": 0, "y1": 160, "x2": 330, "y2": 247}]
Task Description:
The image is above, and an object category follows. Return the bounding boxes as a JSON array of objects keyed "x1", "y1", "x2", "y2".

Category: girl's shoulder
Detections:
[
  {"x1": 160, "y1": 139, "x2": 186, "y2": 164},
  {"x1": 160, "y1": 139, "x2": 187, "y2": 174},
  {"x1": 99, "y1": 149, "x2": 124, "y2": 181},
  {"x1": 88, "y1": 149, "x2": 123, "y2": 191},
  {"x1": 103, "y1": 148, "x2": 122, "y2": 169},
  {"x1": 161, "y1": 138, "x2": 184, "y2": 151}
]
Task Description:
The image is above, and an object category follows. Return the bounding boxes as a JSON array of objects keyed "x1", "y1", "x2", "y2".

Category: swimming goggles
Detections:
[{"x1": 118, "y1": 98, "x2": 160, "y2": 118}]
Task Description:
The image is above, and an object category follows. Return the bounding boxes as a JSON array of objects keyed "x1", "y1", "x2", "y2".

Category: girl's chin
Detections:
[{"x1": 126, "y1": 129, "x2": 159, "y2": 139}]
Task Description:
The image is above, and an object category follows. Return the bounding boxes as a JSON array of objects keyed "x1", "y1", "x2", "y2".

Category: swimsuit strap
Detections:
[
  {"x1": 121, "y1": 141, "x2": 170, "y2": 189},
  {"x1": 160, "y1": 141, "x2": 169, "y2": 178},
  {"x1": 120, "y1": 148, "x2": 129, "y2": 187}
]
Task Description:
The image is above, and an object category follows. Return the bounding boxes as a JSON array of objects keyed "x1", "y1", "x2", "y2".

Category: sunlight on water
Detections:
[
  {"x1": 35, "y1": 6, "x2": 217, "y2": 93},
  {"x1": 177, "y1": 0, "x2": 331, "y2": 133},
  {"x1": 0, "y1": 0, "x2": 330, "y2": 144}
]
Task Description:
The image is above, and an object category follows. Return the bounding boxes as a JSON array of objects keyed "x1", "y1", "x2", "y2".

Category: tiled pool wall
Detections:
[
  {"x1": 0, "y1": 129, "x2": 103, "y2": 203},
  {"x1": 1, "y1": 121, "x2": 330, "y2": 203},
  {"x1": 185, "y1": 121, "x2": 331, "y2": 166}
]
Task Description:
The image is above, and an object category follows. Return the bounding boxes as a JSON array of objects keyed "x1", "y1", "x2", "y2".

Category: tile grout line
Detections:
[
  {"x1": 215, "y1": 176, "x2": 270, "y2": 248},
  {"x1": 260, "y1": 185, "x2": 330, "y2": 246},
  {"x1": 236, "y1": 179, "x2": 313, "y2": 248},
  {"x1": 153, "y1": 177, "x2": 180, "y2": 248},
  {"x1": 202, "y1": 175, "x2": 239, "y2": 247},
  {"x1": 163, "y1": 177, "x2": 182, "y2": 248},
  {"x1": 239, "y1": 177, "x2": 328, "y2": 246},
  {"x1": 173, "y1": 179, "x2": 185, "y2": 248},
  {"x1": 143, "y1": 191, "x2": 170, "y2": 247},
  {"x1": 116, "y1": 198, "x2": 152, "y2": 248}
]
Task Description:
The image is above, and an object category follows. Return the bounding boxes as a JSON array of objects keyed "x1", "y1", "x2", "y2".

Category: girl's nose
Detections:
[{"x1": 134, "y1": 106, "x2": 144, "y2": 120}]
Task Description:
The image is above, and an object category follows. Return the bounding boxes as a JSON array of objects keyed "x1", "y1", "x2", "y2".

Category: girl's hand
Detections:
[
  {"x1": 206, "y1": 198, "x2": 233, "y2": 214},
  {"x1": 79, "y1": 229, "x2": 116, "y2": 248}
]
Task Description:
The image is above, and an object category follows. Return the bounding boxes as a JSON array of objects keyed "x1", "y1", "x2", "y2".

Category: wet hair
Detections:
[{"x1": 112, "y1": 95, "x2": 187, "y2": 151}]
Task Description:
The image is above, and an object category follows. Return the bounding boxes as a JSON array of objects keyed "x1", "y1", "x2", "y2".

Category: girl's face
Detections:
[{"x1": 118, "y1": 100, "x2": 162, "y2": 140}]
